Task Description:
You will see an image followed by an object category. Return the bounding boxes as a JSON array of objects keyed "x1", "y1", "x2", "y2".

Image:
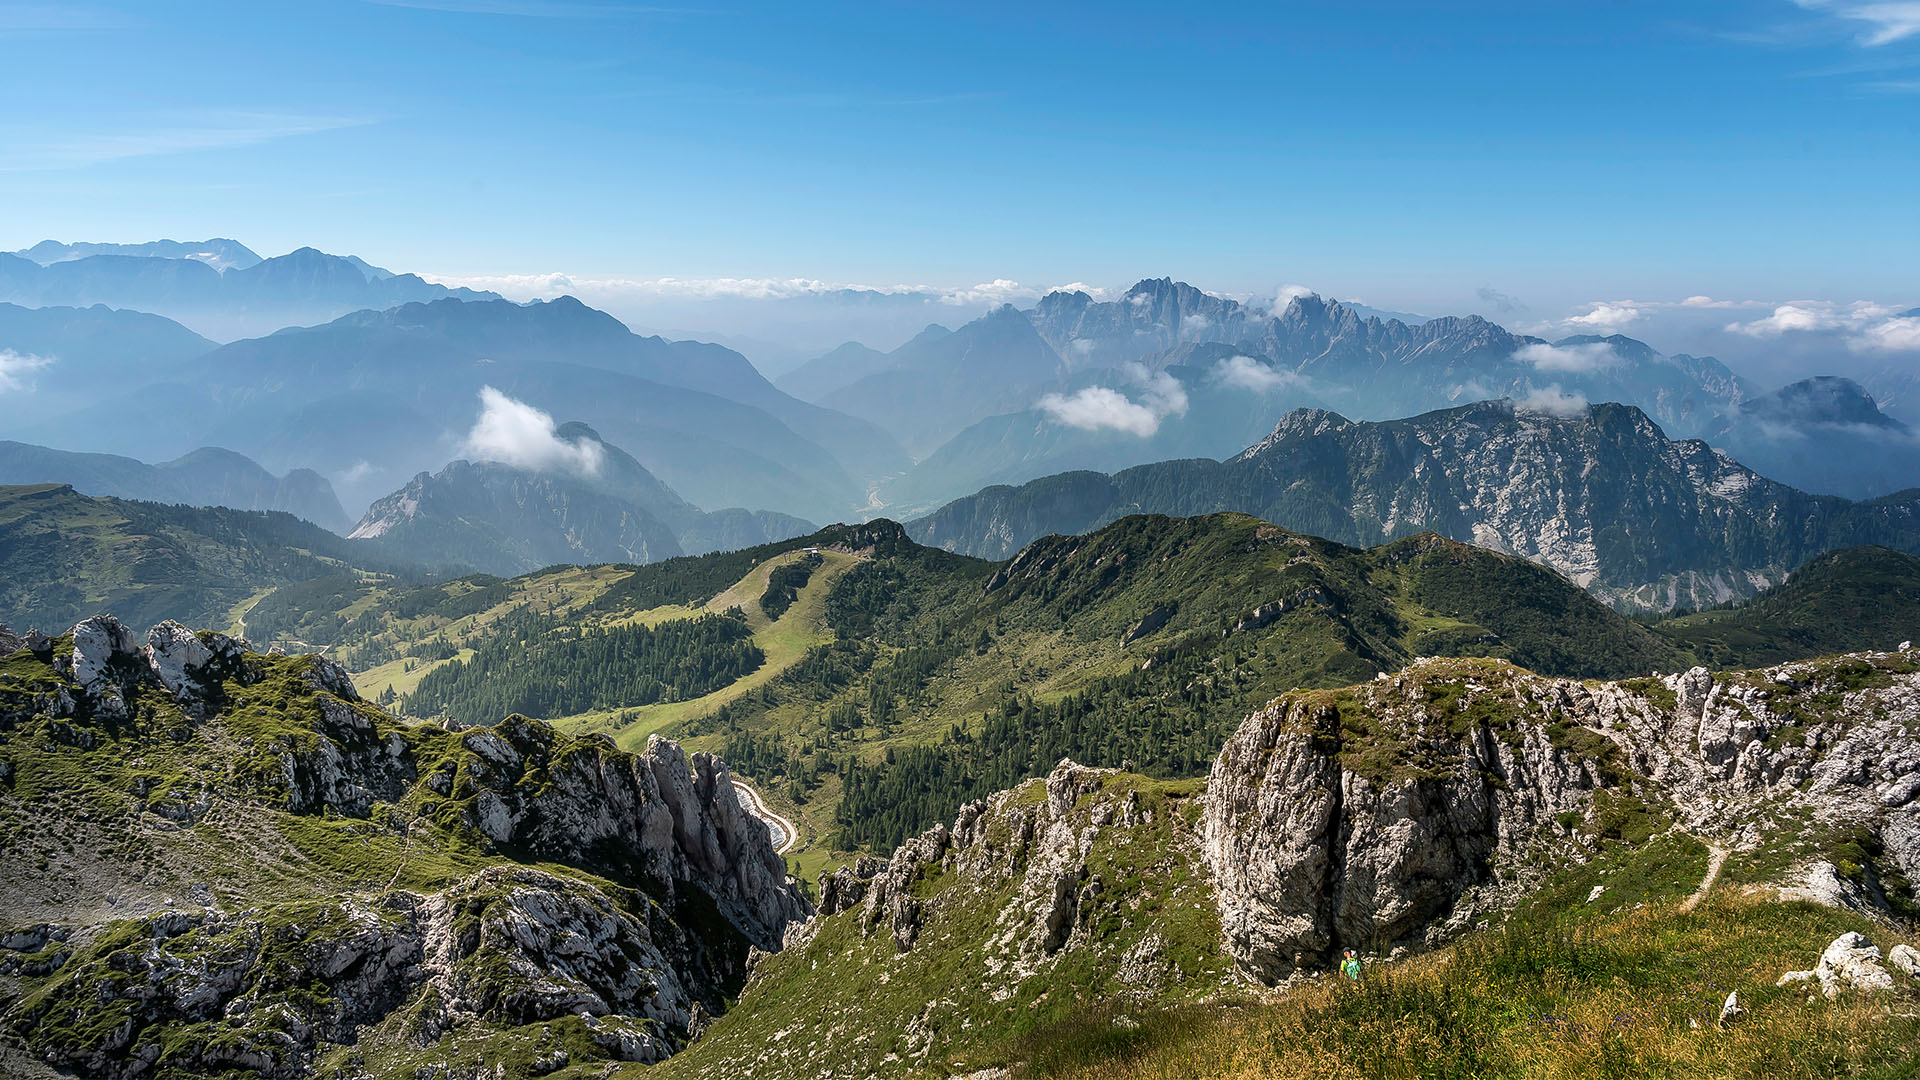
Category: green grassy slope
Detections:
[{"x1": 0, "y1": 483, "x2": 403, "y2": 634}]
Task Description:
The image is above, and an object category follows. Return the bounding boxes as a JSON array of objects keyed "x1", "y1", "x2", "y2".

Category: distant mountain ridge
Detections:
[
  {"x1": 791, "y1": 278, "x2": 1761, "y2": 514},
  {"x1": 13, "y1": 238, "x2": 262, "y2": 271},
  {"x1": 0, "y1": 441, "x2": 349, "y2": 532},
  {"x1": 4, "y1": 295, "x2": 905, "y2": 523},
  {"x1": 909, "y1": 398, "x2": 1920, "y2": 611},
  {"x1": 0, "y1": 243, "x2": 499, "y2": 340}
]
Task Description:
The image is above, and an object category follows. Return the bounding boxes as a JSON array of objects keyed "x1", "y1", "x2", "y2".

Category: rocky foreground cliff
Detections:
[
  {"x1": 5, "y1": 617, "x2": 1919, "y2": 1079},
  {"x1": 0, "y1": 616, "x2": 807, "y2": 1079},
  {"x1": 661, "y1": 646, "x2": 1920, "y2": 1079}
]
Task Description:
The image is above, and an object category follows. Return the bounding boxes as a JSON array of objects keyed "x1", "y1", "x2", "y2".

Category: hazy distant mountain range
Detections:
[
  {"x1": 12, "y1": 238, "x2": 264, "y2": 272},
  {"x1": 909, "y1": 399, "x2": 1920, "y2": 611},
  {"x1": 2, "y1": 294, "x2": 906, "y2": 522},
  {"x1": 0, "y1": 442, "x2": 348, "y2": 532},
  {"x1": 0, "y1": 245, "x2": 498, "y2": 340},
  {"x1": 780, "y1": 279, "x2": 1773, "y2": 515},
  {"x1": 2, "y1": 239, "x2": 1916, "y2": 587}
]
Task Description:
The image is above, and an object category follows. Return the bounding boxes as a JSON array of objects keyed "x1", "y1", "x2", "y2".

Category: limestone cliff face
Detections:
[{"x1": 1199, "y1": 648, "x2": 1920, "y2": 983}]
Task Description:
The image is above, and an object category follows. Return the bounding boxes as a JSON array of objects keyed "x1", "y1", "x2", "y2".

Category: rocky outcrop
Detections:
[
  {"x1": 1200, "y1": 660, "x2": 1607, "y2": 981},
  {"x1": 442, "y1": 719, "x2": 809, "y2": 952},
  {"x1": 0, "y1": 616, "x2": 813, "y2": 1077},
  {"x1": 1777, "y1": 932, "x2": 1900, "y2": 999},
  {"x1": 57, "y1": 614, "x2": 141, "y2": 720},
  {"x1": 1200, "y1": 649, "x2": 1920, "y2": 983},
  {"x1": 12, "y1": 868, "x2": 689, "y2": 1079}
]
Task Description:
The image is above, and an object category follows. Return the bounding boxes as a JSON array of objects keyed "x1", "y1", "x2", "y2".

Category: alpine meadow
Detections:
[{"x1": 3, "y1": 3, "x2": 1919, "y2": 1079}]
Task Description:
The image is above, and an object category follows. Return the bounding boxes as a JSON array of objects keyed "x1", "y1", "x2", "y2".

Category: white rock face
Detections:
[
  {"x1": 63, "y1": 615, "x2": 139, "y2": 719},
  {"x1": 1777, "y1": 932, "x2": 1898, "y2": 998},
  {"x1": 142, "y1": 620, "x2": 214, "y2": 699}
]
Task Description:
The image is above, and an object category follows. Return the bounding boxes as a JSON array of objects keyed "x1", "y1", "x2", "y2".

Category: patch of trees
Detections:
[
  {"x1": 760, "y1": 552, "x2": 822, "y2": 620},
  {"x1": 406, "y1": 609, "x2": 763, "y2": 724}
]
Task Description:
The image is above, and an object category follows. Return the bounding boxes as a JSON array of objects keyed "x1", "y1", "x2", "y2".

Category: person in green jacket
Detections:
[{"x1": 1340, "y1": 948, "x2": 1363, "y2": 983}]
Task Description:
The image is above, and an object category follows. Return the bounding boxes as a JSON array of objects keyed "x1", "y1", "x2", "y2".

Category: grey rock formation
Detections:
[
  {"x1": 13, "y1": 868, "x2": 686, "y2": 1080},
  {"x1": 60, "y1": 615, "x2": 140, "y2": 720},
  {"x1": 141, "y1": 621, "x2": 251, "y2": 708},
  {"x1": 1199, "y1": 650, "x2": 1920, "y2": 983},
  {"x1": 1777, "y1": 932, "x2": 1898, "y2": 998}
]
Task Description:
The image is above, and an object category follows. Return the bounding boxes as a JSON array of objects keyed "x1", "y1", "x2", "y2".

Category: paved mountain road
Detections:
[{"x1": 732, "y1": 779, "x2": 798, "y2": 855}]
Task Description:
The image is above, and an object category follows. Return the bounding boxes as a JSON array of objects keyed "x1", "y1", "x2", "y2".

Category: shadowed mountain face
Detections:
[
  {"x1": 350, "y1": 422, "x2": 815, "y2": 575},
  {"x1": 0, "y1": 302, "x2": 217, "y2": 418},
  {"x1": 0, "y1": 442, "x2": 350, "y2": 532},
  {"x1": 909, "y1": 399, "x2": 1920, "y2": 611},
  {"x1": 3, "y1": 296, "x2": 902, "y2": 524},
  {"x1": 1706, "y1": 377, "x2": 1920, "y2": 500}
]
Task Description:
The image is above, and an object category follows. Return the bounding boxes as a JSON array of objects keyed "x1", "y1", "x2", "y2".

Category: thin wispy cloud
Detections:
[
  {"x1": 1794, "y1": 0, "x2": 1920, "y2": 45},
  {"x1": 1, "y1": 111, "x2": 377, "y2": 171},
  {"x1": 422, "y1": 270, "x2": 1084, "y2": 307}
]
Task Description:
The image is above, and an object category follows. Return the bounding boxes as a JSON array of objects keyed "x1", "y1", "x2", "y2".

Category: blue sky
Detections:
[{"x1": 1, "y1": 0, "x2": 1916, "y2": 325}]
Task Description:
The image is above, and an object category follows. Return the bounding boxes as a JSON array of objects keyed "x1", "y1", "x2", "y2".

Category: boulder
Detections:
[
  {"x1": 1777, "y1": 932, "x2": 1897, "y2": 998},
  {"x1": 1888, "y1": 943, "x2": 1920, "y2": 980}
]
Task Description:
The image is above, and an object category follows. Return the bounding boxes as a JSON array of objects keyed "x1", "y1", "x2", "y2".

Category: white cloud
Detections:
[
  {"x1": 0, "y1": 350, "x2": 52, "y2": 393},
  {"x1": 1037, "y1": 387, "x2": 1163, "y2": 436},
  {"x1": 1796, "y1": 0, "x2": 1920, "y2": 44},
  {"x1": 460, "y1": 386, "x2": 603, "y2": 474},
  {"x1": 337, "y1": 460, "x2": 381, "y2": 484},
  {"x1": 1563, "y1": 302, "x2": 1641, "y2": 332},
  {"x1": 1214, "y1": 354, "x2": 1306, "y2": 394},
  {"x1": 1037, "y1": 365, "x2": 1188, "y2": 437},
  {"x1": 1514, "y1": 341, "x2": 1619, "y2": 373},
  {"x1": 1862, "y1": 315, "x2": 1920, "y2": 352},
  {"x1": 1273, "y1": 283, "x2": 1316, "y2": 309},
  {"x1": 1516, "y1": 385, "x2": 1590, "y2": 417},
  {"x1": 1724, "y1": 299, "x2": 1920, "y2": 352}
]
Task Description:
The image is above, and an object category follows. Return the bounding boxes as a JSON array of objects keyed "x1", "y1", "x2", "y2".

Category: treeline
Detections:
[
  {"x1": 407, "y1": 609, "x2": 764, "y2": 724},
  {"x1": 824, "y1": 632, "x2": 1279, "y2": 850}
]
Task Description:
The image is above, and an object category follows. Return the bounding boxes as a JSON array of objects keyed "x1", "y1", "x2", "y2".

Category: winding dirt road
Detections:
[{"x1": 732, "y1": 779, "x2": 799, "y2": 855}]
